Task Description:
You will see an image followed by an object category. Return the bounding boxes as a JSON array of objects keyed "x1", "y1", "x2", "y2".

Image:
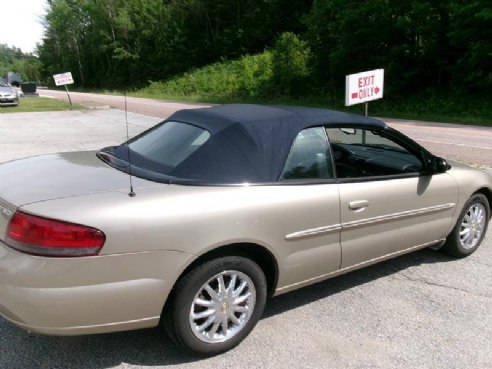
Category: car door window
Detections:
[
  {"x1": 326, "y1": 127, "x2": 423, "y2": 178},
  {"x1": 280, "y1": 127, "x2": 334, "y2": 180}
]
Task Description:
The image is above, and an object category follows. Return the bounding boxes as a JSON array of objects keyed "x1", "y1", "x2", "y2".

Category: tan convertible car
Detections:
[{"x1": 0, "y1": 104, "x2": 490, "y2": 355}]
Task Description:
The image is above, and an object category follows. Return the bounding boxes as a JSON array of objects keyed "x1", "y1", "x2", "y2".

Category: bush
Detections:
[
  {"x1": 140, "y1": 32, "x2": 313, "y2": 100},
  {"x1": 271, "y1": 32, "x2": 312, "y2": 96},
  {"x1": 142, "y1": 52, "x2": 274, "y2": 99}
]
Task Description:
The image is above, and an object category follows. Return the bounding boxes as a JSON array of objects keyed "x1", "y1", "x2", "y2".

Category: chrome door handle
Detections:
[{"x1": 349, "y1": 200, "x2": 369, "y2": 212}]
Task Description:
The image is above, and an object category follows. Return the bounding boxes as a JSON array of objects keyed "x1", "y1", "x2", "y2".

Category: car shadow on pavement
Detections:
[{"x1": 0, "y1": 248, "x2": 455, "y2": 369}]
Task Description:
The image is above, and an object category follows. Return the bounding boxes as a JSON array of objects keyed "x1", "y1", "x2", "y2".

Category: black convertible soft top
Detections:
[
  {"x1": 168, "y1": 104, "x2": 385, "y2": 183},
  {"x1": 114, "y1": 104, "x2": 386, "y2": 184},
  {"x1": 169, "y1": 104, "x2": 385, "y2": 134}
]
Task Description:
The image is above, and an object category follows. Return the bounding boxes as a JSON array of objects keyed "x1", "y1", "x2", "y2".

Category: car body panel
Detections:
[
  {"x1": 0, "y1": 197, "x2": 16, "y2": 241},
  {"x1": 446, "y1": 160, "x2": 492, "y2": 224},
  {"x1": 339, "y1": 173, "x2": 459, "y2": 267},
  {"x1": 1, "y1": 180, "x2": 343, "y2": 334},
  {"x1": 19, "y1": 183, "x2": 342, "y2": 289},
  {"x1": 0, "y1": 242, "x2": 193, "y2": 335},
  {"x1": 0, "y1": 152, "x2": 158, "y2": 207}
]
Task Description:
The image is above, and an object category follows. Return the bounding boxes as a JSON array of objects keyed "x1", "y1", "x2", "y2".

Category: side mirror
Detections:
[{"x1": 430, "y1": 157, "x2": 449, "y2": 174}]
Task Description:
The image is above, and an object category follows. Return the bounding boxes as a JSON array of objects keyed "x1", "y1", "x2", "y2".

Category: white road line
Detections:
[{"x1": 414, "y1": 138, "x2": 492, "y2": 150}]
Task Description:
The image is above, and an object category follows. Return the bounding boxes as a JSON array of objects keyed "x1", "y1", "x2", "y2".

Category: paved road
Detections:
[
  {"x1": 386, "y1": 119, "x2": 492, "y2": 168},
  {"x1": 0, "y1": 110, "x2": 160, "y2": 163},
  {"x1": 40, "y1": 89, "x2": 210, "y2": 121},
  {"x1": 40, "y1": 89, "x2": 492, "y2": 167},
  {"x1": 0, "y1": 109, "x2": 491, "y2": 369}
]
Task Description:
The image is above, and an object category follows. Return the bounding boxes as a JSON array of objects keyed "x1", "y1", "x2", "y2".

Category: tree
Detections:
[
  {"x1": 448, "y1": 0, "x2": 492, "y2": 91},
  {"x1": 272, "y1": 32, "x2": 311, "y2": 96},
  {"x1": 0, "y1": 44, "x2": 40, "y2": 82},
  {"x1": 37, "y1": 0, "x2": 491, "y2": 99},
  {"x1": 305, "y1": 0, "x2": 456, "y2": 95},
  {"x1": 38, "y1": 0, "x2": 313, "y2": 88}
]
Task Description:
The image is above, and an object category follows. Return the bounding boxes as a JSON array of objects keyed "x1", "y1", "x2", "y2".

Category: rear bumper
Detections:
[{"x1": 0, "y1": 241, "x2": 194, "y2": 335}]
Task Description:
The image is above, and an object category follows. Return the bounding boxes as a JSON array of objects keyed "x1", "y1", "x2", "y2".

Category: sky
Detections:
[{"x1": 1, "y1": 0, "x2": 47, "y2": 54}]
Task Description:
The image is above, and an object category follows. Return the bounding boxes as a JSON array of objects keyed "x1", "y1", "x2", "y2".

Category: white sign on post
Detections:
[
  {"x1": 345, "y1": 69, "x2": 384, "y2": 106},
  {"x1": 53, "y1": 72, "x2": 74, "y2": 106},
  {"x1": 53, "y1": 72, "x2": 74, "y2": 86}
]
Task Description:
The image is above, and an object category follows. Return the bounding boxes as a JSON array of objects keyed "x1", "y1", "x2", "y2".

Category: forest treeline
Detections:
[
  {"x1": 38, "y1": 0, "x2": 491, "y2": 98},
  {"x1": 0, "y1": 44, "x2": 41, "y2": 82}
]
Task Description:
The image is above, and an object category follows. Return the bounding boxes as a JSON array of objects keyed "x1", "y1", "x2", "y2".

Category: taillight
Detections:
[{"x1": 6, "y1": 211, "x2": 105, "y2": 257}]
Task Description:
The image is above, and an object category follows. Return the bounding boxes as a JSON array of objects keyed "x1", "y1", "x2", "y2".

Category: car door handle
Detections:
[{"x1": 349, "y1": 200, "x2": 369, "y2": 212}]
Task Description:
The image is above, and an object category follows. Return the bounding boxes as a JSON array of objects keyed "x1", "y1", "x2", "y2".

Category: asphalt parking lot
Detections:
[{"x1": 0, "y1": 109, "x2": 491, "y2": 369}]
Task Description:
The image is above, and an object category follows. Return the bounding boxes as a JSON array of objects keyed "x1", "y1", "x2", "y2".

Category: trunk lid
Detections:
[{"x1": 0, "y1": 151, "x2": 158, "y2": 207}]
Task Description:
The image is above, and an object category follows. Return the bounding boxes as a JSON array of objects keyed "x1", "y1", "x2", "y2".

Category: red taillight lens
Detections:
[{"x1": 6, "y1": 211, "x2": 105, "y2": 257}]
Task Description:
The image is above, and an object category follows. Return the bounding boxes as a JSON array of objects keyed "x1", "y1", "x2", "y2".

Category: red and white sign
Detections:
[
  {"x1": 345, "y1": 69, "x2": 384, "y2": 106},
  {"x1": 53, "y1": 72, "x2": 74, "y2": 86}
]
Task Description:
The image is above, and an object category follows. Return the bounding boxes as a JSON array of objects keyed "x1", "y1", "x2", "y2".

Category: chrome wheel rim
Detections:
[
  {"x1": 459, "y1": 203, "x2": 486, "y2": 249},
  {"x1": 189, "y1": 270, "x2": 256, "y2": 343}
]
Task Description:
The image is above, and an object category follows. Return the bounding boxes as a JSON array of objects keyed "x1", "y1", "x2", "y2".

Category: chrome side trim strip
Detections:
[
  {"x1": 284, "y1": 203, "x2": 455, "y2": 241},
  {"x1": 342, "y1": 203, "x2": 456, "y2": 229},
  {"x1": 285, "y1": 224, "x2": 342, "y2": 240}
]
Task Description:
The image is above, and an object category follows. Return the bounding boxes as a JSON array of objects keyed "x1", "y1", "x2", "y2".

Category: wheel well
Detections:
[
  {"x1": 175, "y1": 243, "x2": 278, "y2": 296},
  {"x1": 476, "y1": 187, "x2": 492, "y2": 218}
]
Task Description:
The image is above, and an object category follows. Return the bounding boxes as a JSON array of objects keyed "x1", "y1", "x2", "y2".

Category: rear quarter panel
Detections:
[{"x1": 20, "y1": 184, "x2": 342, "y2": 291}]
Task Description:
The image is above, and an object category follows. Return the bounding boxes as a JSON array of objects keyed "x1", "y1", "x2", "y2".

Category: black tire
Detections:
[
  {"x1": 442, "y1": 193, "x2": 490, "y2": 258},
  {"x1": 164, "y1": 256, "x2": 267, "y2": 356}
]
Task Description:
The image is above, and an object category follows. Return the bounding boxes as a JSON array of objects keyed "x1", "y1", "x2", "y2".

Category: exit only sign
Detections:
[{"x1": 345, "y1": 69, "x2": 384, "y2": 106}]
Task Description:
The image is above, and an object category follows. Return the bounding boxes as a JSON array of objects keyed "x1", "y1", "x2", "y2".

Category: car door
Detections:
[
  {"x1": 326, "y1": 126, "x2": 459, "y2": 268},
  {"x1": 276, "y1": 127, "x2": 342, "y2": 288}
]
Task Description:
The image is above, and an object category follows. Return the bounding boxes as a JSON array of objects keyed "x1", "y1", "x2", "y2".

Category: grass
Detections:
[
  {"x1": 366, "y1": 93, "x2": 492, "y2": 126},
  {"x1": 135, "y1": 51, "x2": 275, "y2": 101},
  {"x1": 0, "y1": 97, "x2": 79, "y2": 113}
]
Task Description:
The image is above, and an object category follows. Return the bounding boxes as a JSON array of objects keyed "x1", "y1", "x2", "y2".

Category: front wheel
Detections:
[
  {"x1": 442, "y1": 193, "x2": 490, "y2": 257},
  {"x1": 164, "y1": 256, "x2": 267, "y2": 356}
]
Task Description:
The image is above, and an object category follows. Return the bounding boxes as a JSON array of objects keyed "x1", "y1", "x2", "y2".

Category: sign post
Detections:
[
  {"x1": 53, "y1": 72, "x2": 75, "y2": 106},
  {"x1": 345, "y1": 69, "x2": 384, "y2": 116}
]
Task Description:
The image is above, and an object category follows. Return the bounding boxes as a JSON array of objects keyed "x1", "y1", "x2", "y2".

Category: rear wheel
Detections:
[
  {"x1": 164, "y1": 256, "x2": 267, "y2": 356},
  {"x1": 442, "y1": 194, "x2": 489, "y2": 257}
]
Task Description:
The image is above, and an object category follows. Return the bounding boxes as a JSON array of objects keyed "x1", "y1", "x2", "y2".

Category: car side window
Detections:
[
  {"x1": 326, "y1": 127, "x2": 423, "y2": 178},
  {"x1": 280, "y1": 127, "x2": 334, "y2": 180}
]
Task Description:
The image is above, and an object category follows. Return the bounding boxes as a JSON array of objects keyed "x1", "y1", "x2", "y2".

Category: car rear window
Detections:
[{"x1": 122, "y1": 121, "x2": 210, "y2": 175}]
